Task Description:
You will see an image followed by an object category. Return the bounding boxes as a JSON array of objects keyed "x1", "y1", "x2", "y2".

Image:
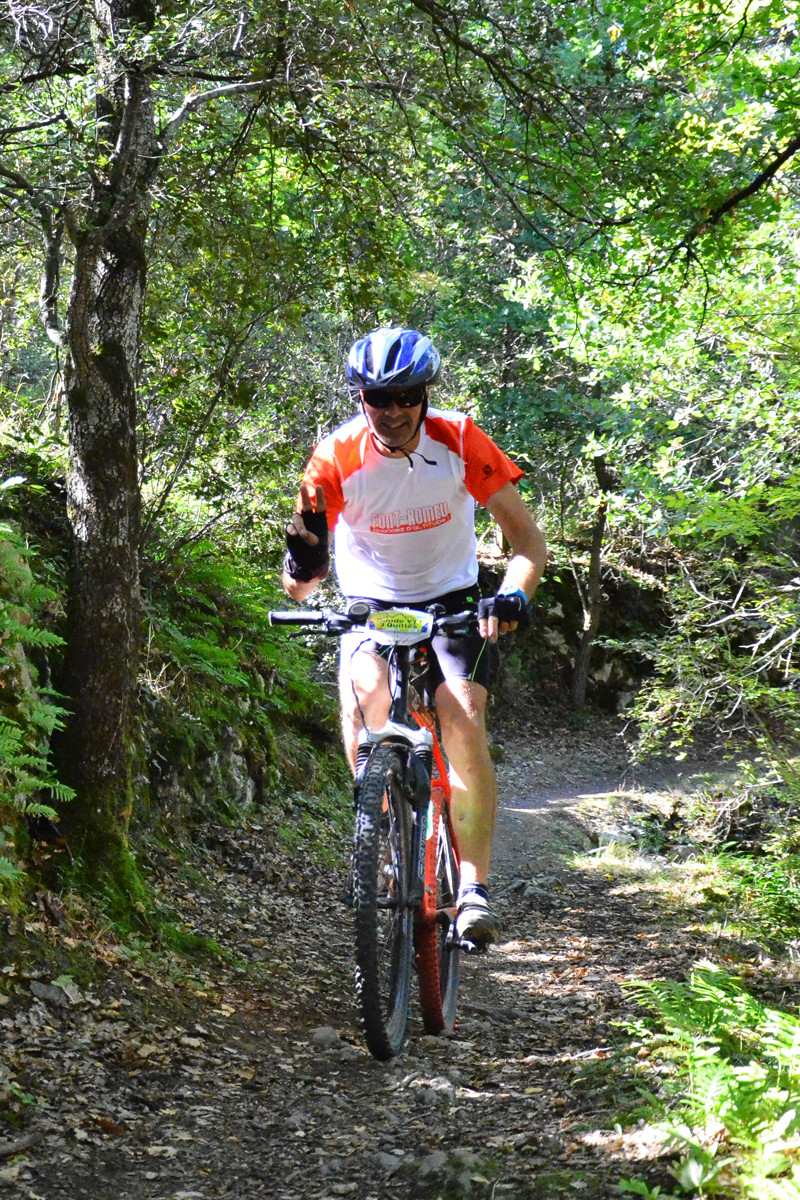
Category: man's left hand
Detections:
[{"x1": 477, "y1": 589, "x2": 529, "y2": 642}]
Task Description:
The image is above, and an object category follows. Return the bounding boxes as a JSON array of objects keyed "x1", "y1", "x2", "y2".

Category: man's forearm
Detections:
[
  {"x1": 501, "y1": 529, "x2": 547, "y2": 599},
  {"x1": 486, "y1": 482, "x2": 547, "y2": 602},
  {"x1": 281, "y1": 570, "x2": 324, "y2": 602}
]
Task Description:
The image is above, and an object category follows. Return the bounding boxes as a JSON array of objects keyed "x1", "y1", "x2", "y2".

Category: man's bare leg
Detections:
[
  {"x1": 340, "y1": 665, "x2": 496, "y2": 876},
  {"x1": 434, "y1": 678, "x2": 496, "y2": 888},
  {"x1": 338, "y1": 648, "x2": 391, "y2": 772}
]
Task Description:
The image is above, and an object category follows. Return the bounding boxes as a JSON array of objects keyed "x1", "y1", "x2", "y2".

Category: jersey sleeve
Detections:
[
  {"x1": 301, "y1": 443, "x2": 344, "y2": 532},
  {"x1": 461, "y1": 418, "x2": 524, "y2": 505}
]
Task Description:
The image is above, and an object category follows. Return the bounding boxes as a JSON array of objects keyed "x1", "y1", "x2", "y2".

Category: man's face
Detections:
[{"x1": 361, "y1": 386, "x2": 425, "y2": 449}]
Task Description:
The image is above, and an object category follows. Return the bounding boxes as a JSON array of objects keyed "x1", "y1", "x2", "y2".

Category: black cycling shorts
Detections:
[{"x1": 341, "y1": 586, "x2": 496, "y2": 695}]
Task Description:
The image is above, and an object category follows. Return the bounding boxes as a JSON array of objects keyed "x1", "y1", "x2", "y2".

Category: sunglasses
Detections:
[{"x1": 362, "y1": 386, "x2": 426, "y2": 410}]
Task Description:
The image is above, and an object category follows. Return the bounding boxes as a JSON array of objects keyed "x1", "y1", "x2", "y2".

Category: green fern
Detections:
[
  {"x1": 623, "y1": 963, "x2": 800, "y2": 1197},
  {"x1": 0, "y1": 856, "x2": 20, "y2": 881},
  {"x1": 0, "y1": 522, "x2": 73, "y2": 888}
]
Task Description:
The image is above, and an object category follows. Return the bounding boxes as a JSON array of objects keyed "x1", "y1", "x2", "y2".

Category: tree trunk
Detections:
[
  {"x1": 56, "y1": 226, "x2": 145, "y2": 870},
  {"x1": 570, "y1": 495, "x2": 607, "y2": 709},
  {"x1": 570, "y1": 455, "x2": 617, "y2": 709},
  {"x1": 54, "y1": 33, "x2": 155, "y2": 881}
]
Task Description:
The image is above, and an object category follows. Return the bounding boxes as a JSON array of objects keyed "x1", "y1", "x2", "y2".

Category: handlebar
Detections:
[
  {"x1": 267, "y1": 610, "x2": 330, "y2": 626},
  {"x1": 267, "y1": 607, "x2": 478, "y2": 637}
]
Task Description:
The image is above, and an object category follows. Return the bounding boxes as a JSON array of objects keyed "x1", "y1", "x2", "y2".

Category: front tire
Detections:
[{"x1": 353, "y1": 744, "x2": 413, "y2": 1060}]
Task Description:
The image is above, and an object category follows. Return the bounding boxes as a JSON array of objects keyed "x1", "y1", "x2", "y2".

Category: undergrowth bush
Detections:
[
  {"x1": 0, "y1": 514, "x2": 73, "y2": 891},
  {"x1": 622, "y1": 963, "x2": 800, "y2": 1200},
  {"x1": 139, "y1": 539, "x2": 350, "y2": 839},
  {"x1": 654, "y1": 757, "x2": 800, "y2": 942},
  {"x1": 627, "y1": 563, "x2": 800, "y2": 761}
]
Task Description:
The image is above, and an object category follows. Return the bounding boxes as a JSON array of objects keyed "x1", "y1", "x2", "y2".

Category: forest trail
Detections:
[{"x1": 2, "y1": 725, "x2": 748, "y2": 1200}]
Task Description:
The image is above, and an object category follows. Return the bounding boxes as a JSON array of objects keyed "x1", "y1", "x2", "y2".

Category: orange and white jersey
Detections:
[{"x1": 301, "y1": 407, "x2": 523, "y2": 601}]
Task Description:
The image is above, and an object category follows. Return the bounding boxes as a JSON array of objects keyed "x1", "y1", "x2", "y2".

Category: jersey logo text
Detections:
[{"x1": 370, "y1": 502, "x2": 452, "y2": 535}]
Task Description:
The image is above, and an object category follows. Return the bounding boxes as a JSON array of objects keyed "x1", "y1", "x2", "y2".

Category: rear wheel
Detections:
[
  {"x1": 417, "y1": 793, "x2": 461, "y2": 1034},
  {"x1": 353, "y1": 744, "x2": 413, "y2": 1060}
]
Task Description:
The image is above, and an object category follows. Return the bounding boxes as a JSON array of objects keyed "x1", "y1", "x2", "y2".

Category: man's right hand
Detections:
[{"x1": 284, "y1": 484, "x2": 330, "y2": 581}]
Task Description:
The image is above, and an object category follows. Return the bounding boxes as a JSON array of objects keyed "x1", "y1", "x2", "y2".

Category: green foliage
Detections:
[
  {"x1": 717, "y1": 851, "x2": 800, "y2": 937},
  {"x1": 0, "y1": 519, "x2": 73, "y2": 891},
  {"x1": 140, "y1": 534, "x2": 349, "y2": 833},
  {"x1": 3, "y1": 0, "x2": 800, "y2": 861},
  {"x1": 623, "y1": 963, "x2": 800, "y2": 1198},
  {"x1": 507, "y1": 193, "x2": 800, "y2": 749},
  {"x1": 706, "y1": 769, "x2": 800, "y2": 937},
  {"x1": 627, "y1": 564, "x2": 800, "y2": 757}
]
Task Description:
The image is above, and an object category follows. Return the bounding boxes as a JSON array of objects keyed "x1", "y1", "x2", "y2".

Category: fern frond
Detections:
[
  {"x1": 43, "y1": 782, "x2": 75, "y2": 803},
  {"x1": 20, "y1": 801, "x2": 59, "y2": 819},
  {"x1": 0, "y1": 855, "x2": 21, "y2": 882}
]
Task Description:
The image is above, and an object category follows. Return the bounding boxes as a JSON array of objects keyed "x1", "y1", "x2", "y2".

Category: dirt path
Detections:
[{"x1": 1, "y1": 728, "x2": 755, "y2": 1200}]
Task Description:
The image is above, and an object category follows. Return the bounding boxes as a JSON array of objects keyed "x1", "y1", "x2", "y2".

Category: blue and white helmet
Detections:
[{"x1": 346, "y1": 327, "x2": 441, "y2": 396}]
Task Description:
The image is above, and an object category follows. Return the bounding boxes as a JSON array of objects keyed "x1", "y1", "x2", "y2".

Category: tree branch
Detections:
[
  {"x1": 108, "y1": 70, "x2": 144, "y2": 193},
  {"x1": 0, "y1": 163, "x2": 67, "y2": 348},
  {"x1": 410, "y1": 0, "x2": 526, "y2": 101},
  {"x1": 0, "y1": 113, "x2": 69, "y2": 139},
  {"x1": 38, "y1": 207, "x2": 66, "y2": 349},
  {"x1": 158, "y1": 78, "x2": 280, "y2": 150},
  {"x1": 681, "y1": 129, "x2": 800, "y2": 251}
]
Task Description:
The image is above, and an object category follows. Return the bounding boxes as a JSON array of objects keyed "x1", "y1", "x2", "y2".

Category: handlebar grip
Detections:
[
  {"x1": 268, "y1": 611, "x2": 326, "y2": 626},
  {"x1": 434, "y1": 609, "x2": 478, "y2": 631}
]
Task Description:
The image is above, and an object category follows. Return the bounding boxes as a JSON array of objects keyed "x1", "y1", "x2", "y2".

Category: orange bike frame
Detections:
[{"x1": 410, "y1": 705, "x2": 459, "y2": 932}]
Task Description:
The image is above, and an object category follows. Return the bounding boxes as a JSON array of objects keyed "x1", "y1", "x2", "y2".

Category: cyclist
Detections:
[{"x1": 282, "y1": 327, "x2": 546, "y2": 946}]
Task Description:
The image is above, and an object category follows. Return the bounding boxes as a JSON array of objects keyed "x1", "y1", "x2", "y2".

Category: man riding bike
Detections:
[{"x1": 282, "y1": 327, "x2": 547, "y2": 946}]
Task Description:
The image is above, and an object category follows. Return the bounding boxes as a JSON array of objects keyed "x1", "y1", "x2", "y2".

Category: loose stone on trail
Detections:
[{"x1": 310, "y1": 1025, "x2": 343, "y2": 1049}]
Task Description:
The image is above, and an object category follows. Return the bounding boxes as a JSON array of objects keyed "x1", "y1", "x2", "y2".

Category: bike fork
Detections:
[{"x1": 407, "y1": 801, "x2": 428, "y2": 908}]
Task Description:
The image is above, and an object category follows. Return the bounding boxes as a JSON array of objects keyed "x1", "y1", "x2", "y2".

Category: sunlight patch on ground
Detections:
[
  {"x1": 568, "y1": 842, "x2": 740, "y2": 944},
  {"x1": 581, "y1": 1124, "x2": 676, "y2": 1162}
]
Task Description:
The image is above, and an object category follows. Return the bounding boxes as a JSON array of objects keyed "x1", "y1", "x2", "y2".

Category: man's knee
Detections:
[
  {"x1": 340, "y1": 652, "x2": 390, "y2": 726},
  {"x1": 436, "y1": 681, "x2": 491, "y2": 759},
  {"x1": 436, "y1": 679, "x2": 488, "y2": 728}
]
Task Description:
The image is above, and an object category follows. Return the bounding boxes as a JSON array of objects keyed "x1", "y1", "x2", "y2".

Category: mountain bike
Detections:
[{"x1": 268, "y1": 602, "x2": 476, "y2": 1060}]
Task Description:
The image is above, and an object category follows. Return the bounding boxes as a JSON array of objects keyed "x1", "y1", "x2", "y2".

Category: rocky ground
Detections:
[{"x1": 2, "y1": 721, "x2": 796, "y2": 1200}]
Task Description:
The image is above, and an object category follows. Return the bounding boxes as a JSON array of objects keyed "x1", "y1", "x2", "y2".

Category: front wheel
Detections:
[
  {"x1": 353, "y1": 744, "x2": 414, "y2": 1060},
  {"x1": 417, "y1": 790, "x2": 461, "y2": 1035}
]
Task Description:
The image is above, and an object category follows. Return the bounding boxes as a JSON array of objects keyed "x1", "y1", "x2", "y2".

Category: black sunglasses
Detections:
[{"x1": 362, "y1": 386, "x2": 426, "y2": 410}]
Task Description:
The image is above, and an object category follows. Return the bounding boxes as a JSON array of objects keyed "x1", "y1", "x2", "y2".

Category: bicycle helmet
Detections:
[{"x1": 346, "y1": 327, "x2": 441, "y2": 398}]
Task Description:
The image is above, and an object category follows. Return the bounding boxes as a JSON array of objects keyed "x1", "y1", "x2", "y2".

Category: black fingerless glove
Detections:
[
  {"x1": 477, "y1": 588, "x2": 530, "y2": 629},
  {"x1": 284, "y1": 509, "x2": 330, "y2": 582}
]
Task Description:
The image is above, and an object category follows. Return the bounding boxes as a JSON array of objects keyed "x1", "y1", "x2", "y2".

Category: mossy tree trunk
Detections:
[
  {"x1": 46, "y1": 5, "x2": 270, "y2": 884},
  {"x1": 54, "y1": 2, "x2": 156, "y2": 880}
]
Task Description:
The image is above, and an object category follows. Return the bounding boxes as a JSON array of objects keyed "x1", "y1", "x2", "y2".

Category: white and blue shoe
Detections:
[{"x1": 455, "y1": 884, "x2": 501, "y2": 946}]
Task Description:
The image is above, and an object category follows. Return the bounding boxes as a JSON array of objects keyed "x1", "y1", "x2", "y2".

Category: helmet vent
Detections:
[
  {"x1": 346, "y1": 326, "x2": 441, "y2": 394},
  {"x1": 383, "y1": 337, "x2": 401, "y2": 374}
]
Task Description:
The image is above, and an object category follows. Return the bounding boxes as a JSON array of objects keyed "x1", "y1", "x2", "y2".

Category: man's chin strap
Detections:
[{"x1": 361, "y1": 396, "x2": 437, "y2": 471}]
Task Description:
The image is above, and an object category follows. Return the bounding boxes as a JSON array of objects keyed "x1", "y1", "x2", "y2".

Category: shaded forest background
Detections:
[{"x1": 0, "y1": 0, "x2": 798, "y2": 902}]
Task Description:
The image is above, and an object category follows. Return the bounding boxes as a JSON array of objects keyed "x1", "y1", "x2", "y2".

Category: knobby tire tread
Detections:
[{"x1": 353, "y1": 744, "x2": 413, "y2": 1060}]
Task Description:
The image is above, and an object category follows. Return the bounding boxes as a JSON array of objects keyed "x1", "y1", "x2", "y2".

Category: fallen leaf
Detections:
[{"x1": 96, "y1": 1117, "x2": 125, "y2": 1136}]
